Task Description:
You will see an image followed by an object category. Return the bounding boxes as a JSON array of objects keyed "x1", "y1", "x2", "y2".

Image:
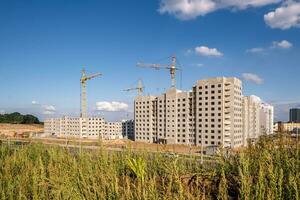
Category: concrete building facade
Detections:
[
  {"x1": 260, "y1": 103, "x2": 274, "y2": 135},
  {"x1": 242, "y1": 95, "x2": 274, "y2": 144},
  {"x1": 156, "y1": 88, "x2": 193, "y2": 145},
  {"x1": 44, "y1": 116, "x2": 123, "y2": 139},
  {"x1": 194, "y1": 77, "x2": 243, "y2": 148},
  {"x1": 134, "y1": 95, "x2": 157, "y2": 143},
  {"x1": 134, "y1": 77, "x2": 246, "y2": 148},
  {"x1": 290, "y1": 108, "x2": 300, "y2": 123},
  {"x1": 243, "y1": 96, "x2": 262, "y2": 140},
  {"x1": 103, "y1": 122, "x2": 122, "y2": 139},
  {"x1": 122, "y1": 119, "x2": 135, "y2": 140}
]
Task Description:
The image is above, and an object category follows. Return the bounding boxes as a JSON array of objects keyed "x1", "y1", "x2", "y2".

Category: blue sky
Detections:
[{"x1": 0, "y1": 0, "x2": 299, "y2": 121}]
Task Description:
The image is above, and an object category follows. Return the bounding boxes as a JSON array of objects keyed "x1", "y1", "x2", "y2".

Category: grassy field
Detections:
[{"x1": 0, "y1": 134, "x2": 299, "y2": 199}]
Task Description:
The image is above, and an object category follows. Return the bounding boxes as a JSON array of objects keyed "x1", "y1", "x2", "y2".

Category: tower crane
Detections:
[
  {"x1": 123, "y1": 79, "x2": 144, "y2": 96},
  {"x1": 136, "y1": 55, "x2": 180, "y2": 88},
  {"x1": 80, "y1": 68, "x2": 101, "y2": 119}
]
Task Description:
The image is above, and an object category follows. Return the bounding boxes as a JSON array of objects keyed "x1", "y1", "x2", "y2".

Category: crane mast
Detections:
[
  {"x1": 137, "y1": 55, "x2": 179, "y2": 88},
  {"x1": 170, "y1": 55, "x2": 176, "y2": 88},
  {"x1": 80, "y1": 68, "x2": 101, "y2": 119}
]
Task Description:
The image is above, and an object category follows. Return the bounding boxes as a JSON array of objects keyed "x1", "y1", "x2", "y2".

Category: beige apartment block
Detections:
[
  {"x1": 243, "y1": 96, "x2": 261, "y2": 141},
  {"x1": 242, "y1": 97, "x2": 249, "y2": 146},
  {"x1": 156, "y1": 88, "x2": 194, "y2": 145},
  {"x1": 243, "y1": 95, "x2": 274, "y2": 145},
  {"x1": 134, "y1": 77, "x2": 245, "y2": 148},
  {"x1": 260, "y1": 103, "x2": 274, "y2": 135},
  {"x1": 44, "y1": 118, "x2": 62, "y2": 136},
  {"x1": 134, "y1": 95, "x2": 157, "y2": 143},
  {"x1": 194, "y1": 77, "x2": 243, "y2": 148},
  {"x1": 103, "y1": 122, "x2": 122, "y2": 139},
  {"x1": 44, "y1": 116, "x2": 122, "y2": 139}
]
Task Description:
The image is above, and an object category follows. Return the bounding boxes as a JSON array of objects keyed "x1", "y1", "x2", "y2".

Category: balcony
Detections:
[
  {"x1": 224, "y1": 127, "x2": 231, "y2": 131},
  {"x1": 224, "y1": 121, "x2": 231, "y2": 125}
]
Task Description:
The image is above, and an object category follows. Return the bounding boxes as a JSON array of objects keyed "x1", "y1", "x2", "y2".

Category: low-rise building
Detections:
[
  {"x1": 275, "y1": 122, "x2": 300, "y2": 133},
  {"x1": 44, "y1": 116, "x2": 123, "y2": 139}
]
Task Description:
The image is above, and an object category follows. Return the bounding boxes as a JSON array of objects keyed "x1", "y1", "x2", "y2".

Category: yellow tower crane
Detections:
[
  {"x1": 136, "y1": 55, "x2": 180, "y2": 88},
  {"x1": 80, "y1": 68, "x2": 101, "y2": 119},
  {"x1": 123, "y1": 79, "x2": 144, "y2": 96}
]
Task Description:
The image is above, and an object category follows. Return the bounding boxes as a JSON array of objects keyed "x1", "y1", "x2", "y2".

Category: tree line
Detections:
[{"x1": 0, "y1": 112, "x2": 40, "y2": 124}]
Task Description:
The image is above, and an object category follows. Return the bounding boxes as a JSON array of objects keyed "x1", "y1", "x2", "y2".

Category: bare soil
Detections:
[{"x1": 0, "y1": 123, "x2": 43, "y2": 137}]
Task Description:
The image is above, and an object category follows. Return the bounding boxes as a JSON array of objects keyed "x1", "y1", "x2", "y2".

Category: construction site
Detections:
[
  {"x1": 43, "y1": 68, "x2": 134, "y2": 140},
  {"x1": 42, "y1": 55, "x2": 274, "y2": 154},
  {"x1": 43, "y1": 56, "x2": 176, "y2": 140}
]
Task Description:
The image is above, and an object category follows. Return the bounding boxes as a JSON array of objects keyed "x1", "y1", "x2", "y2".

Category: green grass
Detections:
[{"x1": 0, "y1": 134, "x2": 299, "y2": 200}]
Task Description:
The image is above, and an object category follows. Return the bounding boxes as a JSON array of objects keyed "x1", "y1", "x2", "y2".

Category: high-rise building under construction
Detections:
[{"x1": 134, "y1": 77, "x2": 273, "y2": 148}]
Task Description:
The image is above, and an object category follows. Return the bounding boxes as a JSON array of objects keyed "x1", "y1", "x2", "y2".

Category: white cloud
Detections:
[
  {"x1": 159, "y1": 0, "x2": 281, "y2": 20},
  {"x1": 43, "y1": 110, "x2": 55, "y2": 115},
  {"x1": 246, "y1": 47, "x2": 265, "y2": 53},
  {"x1": 242, "y1": 73, "x2": 264, "y2": 84},
  {"x1": 0, "y1": 110, "x2": 5, "y2": 115},
  {"x1": 43, "y1": 105, "x2": 56, "y2": 111},
  {"x1": 247, "y1": 40, "x2": 292, "y2": 53},
  {"x1": 195, "y1": 46, "x2": 223, "y2": 57},
  {"x1": 96, "y1": 101, "x2": 129, "y2": 112},
  {"x1": 31, "y1": 100, "x2": 39, "y2": 105},
  {"x1": 264, "y1": 1, "x2": 300, "y2": 29},
  {"x1": 159, "y1": 0, "x2": 216, "y2": 20},
  {"x1": 31, "y1": 100, "x2": 56, "y2": 115},
  {"x1": 221, "y1": 0, "x2": 281, "y2": 9},
  {"x1": 42, "y1": 105, "x2": 56, "y2": 115},
  {"x1": 271, "y1": 40, "x2": 293, "y2": 49}
]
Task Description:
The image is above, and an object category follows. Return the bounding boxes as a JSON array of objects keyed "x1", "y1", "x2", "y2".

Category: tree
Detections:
[{"x1": 0, "y1": 112, "x2": 40, "y2": 124}]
